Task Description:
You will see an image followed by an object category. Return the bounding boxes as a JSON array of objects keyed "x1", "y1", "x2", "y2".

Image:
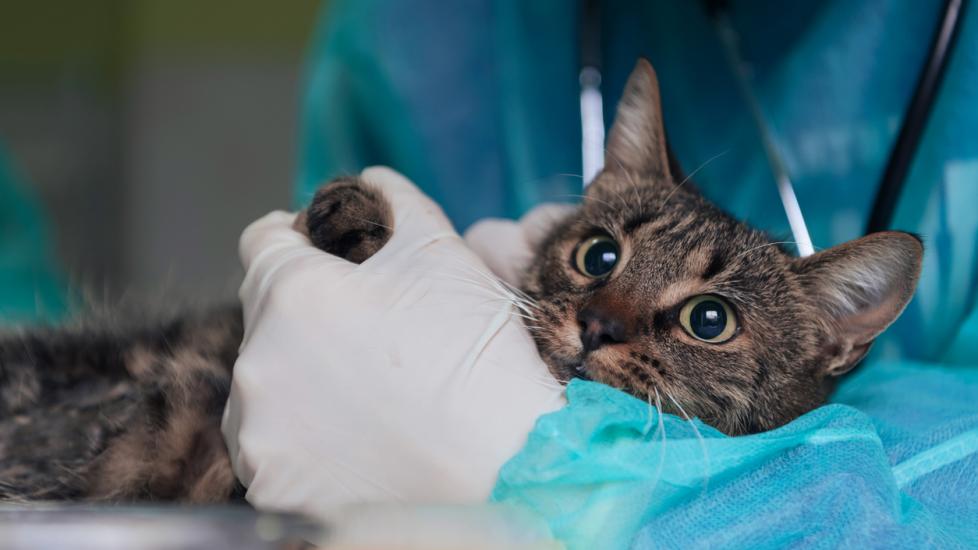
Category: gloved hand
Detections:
[{"x1": 222, "y1": 167, "x2": 566, "y2": 521}]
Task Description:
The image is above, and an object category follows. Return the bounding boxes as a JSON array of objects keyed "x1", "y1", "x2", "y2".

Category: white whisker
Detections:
[
  {"x1": 606, "y1": 154, "x2": 641, "y2": 209},
  {"x1": 552, "y1": 193, "x2": 617, "y2": 210},
  {"x1": 664, "y1": 150, "x2": 729, "y2": 207},
  {"x1": 679, "y1": 150, "x2": 729, "y2": 188},
  {"x1": 733, "y1": 241, "x2": 813, "y2": 260},
  {"x1": 665, "y1": 389, "x2": 710, "y2": 495},
  {"x1": 651, "y1": 387, "x2": 668, "y2": 493},
  {"x1": 642, "y1": 392, "x2": 656, "y2": 436},
  {"x1": 350, "y1": 215, "x2": 393, "y2": 231}
]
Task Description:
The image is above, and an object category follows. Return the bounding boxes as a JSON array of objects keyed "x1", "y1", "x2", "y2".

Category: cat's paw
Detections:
[{"x1": 298, "y1": 176, "x2": 393, "y2": 264}]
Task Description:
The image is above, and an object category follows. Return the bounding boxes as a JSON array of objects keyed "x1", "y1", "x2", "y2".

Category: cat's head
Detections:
[{"x1": 524, "y1": 60, "x2": 923, "y2": 434}]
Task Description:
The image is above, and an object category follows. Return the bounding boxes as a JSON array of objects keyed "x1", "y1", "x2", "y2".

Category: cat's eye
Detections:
[
  {"x1": 679, "y1": 295, "x2": 737, "y2": 343},
  {"x1": 574, "y1": 235, "x2": 619, "y2": 278}
]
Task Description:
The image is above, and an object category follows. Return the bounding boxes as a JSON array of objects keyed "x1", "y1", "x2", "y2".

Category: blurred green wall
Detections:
[{"x1": 0, "y1": 1, "x2": 321, "y2": 311}]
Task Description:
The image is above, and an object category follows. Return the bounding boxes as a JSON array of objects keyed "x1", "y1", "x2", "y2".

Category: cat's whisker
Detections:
[
  {"x1": 437, "y1": 256, "x2": 543, "y2": 313},
  {"x1": 489, "y1": 281, "x2": 540, "y2": 312},
  {"x1": 505, "y1": 300, "x2": 539, "y2": 319},
  {"x1": 505, "y1": 304, "x2": 539, "y2": 321},
  {"x1": 642, "y1": 391, "x2": 657, "y2": 436},
  {"x1": 481, "y1": 297, "x2": 538, "y2": 322},
  {"x1": 625, "y1": 167, "x2": 644, "y2": 212},
  {"x1": 413, "y1": 257, "x2": 507, "y2": 291},
  {"x1": 468, "y1": 265, "x2": 538, "y2": 305},
  {"x1": 397, "y1": 269, "x2": 521, "y2": 307},
  {"x1": 678, "y1": 150, "x2": 729, "y2": 188},
  {"x1": 342, "y1": 231, "x2": 510, "y2": 299},
  {"x1": 437, "y1": 253, "x2": 516, "y2": 289},
  {"x1": 651, "y1": 387, "x2": 668, "y2": 492},
  {"x1": 472, "y1": 303, "x2": 545, "y2": 334},
  {"x1": 479, "y1": 296, "x2": 532, "y2": 319},
  {"x1": 605, "y1": 154, "x2": 641, "y2": 210},
  {"x1": 551, "y1": 193, "x2": 617, "y2": 210},
  {"x1": 665, "y1": 389, "x2": 711, "y2": 494},
  {"x1": 618, "y1": 187, "x2": 638, "y2": 210},
  {"x1": 513, "y1": 173, "x2": 582, "y2": 194},
  {"x1": 471, "y1": 287, "x2": 534, "y2": 316},
  {"x1": 515, "y1": 307, "x2": 541, "y2": 322},
  {"x1": 421, "y1": 266, "x2": 543, "y2": 322},
  {"x1": 471, "y1": 288, "x2": 538, "y2": 311},
  {"x1": 606, "y1": 186, "x2": 635, "y2": 215},
  {"x1": 349, "y1": 215, "x2": 393, "y2": 231},
  {"x1": 733, "y1": 240, "x2": 821, "y2": 260},
  {"x1": 663, "y1": 149, "x2": 730, "y2": 207},
  {"x1": 480, "y1": 289, "x2": 541, "y2": 319},
  {"x1": 603, "y1": 149, "x2": 644, "y2": 210},
  {"x1": 492, "y1": 304, "x2": 539, "y2": 322}
]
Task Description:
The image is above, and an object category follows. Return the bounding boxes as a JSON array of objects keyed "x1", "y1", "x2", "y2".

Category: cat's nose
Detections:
[{"x1": 578, "y1": 307, "x2": 629, "y2": 352}]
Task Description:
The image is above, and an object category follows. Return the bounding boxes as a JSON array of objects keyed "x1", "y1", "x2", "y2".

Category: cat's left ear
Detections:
[
  {"x1": 603, "y1": 58, "x2": 672, "y2": 180},
  {"x1": 792, "y1": 231, "x2": 923, "y2": 376}
]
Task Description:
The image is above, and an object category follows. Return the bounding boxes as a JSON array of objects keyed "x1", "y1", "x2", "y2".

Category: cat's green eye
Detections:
[
  {"x1": 574, "y1": 235, "x2": 620, "y2": 278},
  {"x1": 679, "y1": 295, "x2": 737, "y2": 343}
]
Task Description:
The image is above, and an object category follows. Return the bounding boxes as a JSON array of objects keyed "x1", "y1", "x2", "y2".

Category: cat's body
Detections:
[
  {"x1": 0, "y1": 60, "x2": 922, "y2": 503},
  {"x1": 0, "y1": 307, "x2": 243, "y2": 502}
]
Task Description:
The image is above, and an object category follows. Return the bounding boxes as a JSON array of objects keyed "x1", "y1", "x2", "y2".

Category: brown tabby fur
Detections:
[{"x1": 0, "y1": 59, "x2": 921, "y2": 503}]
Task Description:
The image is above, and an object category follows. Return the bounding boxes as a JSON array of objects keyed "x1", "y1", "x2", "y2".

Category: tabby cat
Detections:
[{"x1": 0, "y1": 60, "x2": 922, "y2": 503}]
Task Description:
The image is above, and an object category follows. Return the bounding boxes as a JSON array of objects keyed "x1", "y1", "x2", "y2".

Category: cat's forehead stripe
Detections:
[
  {"x1": 702, "y1": 249, "x2": 727, "y2": 280},
  {"x1": 625, "y1": 216, "x2": 673, "y2": 238},
  {"x1": 624, "y1": 212, "x2": 656, "y2": 233}
]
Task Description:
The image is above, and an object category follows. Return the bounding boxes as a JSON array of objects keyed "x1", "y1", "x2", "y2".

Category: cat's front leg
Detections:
[{"x1": 296, "y1": 176, "x2": 394, "y2": 264}]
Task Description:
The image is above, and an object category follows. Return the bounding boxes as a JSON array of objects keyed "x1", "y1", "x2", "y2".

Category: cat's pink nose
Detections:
[{"x1": 578, "y1": 307, "x2": 629, "y2": 352}]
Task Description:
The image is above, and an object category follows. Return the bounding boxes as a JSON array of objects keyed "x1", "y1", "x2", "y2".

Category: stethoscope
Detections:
[{"x1": 578, "y1": 0, "x2": 966, "y2": 257}]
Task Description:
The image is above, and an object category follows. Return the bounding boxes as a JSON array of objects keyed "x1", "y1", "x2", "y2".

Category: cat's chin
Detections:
[
  {"x1": 543, "y1": 354, "x2": 596, "y2": 384},
  {"x1": 541, "y1": 354, "x2": 591, "y2": 383},
  {"x1": 569, "y1": 362, "x2": 592, "y2": 382}
]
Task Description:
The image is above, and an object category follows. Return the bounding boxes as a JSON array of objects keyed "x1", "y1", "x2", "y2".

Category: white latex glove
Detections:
[
  {"x1": 463, "y1": 203, "x2": 576, "y2": 288},
  {"x1": 222, "y1": 167, "x2": 566, "y2": 522}
]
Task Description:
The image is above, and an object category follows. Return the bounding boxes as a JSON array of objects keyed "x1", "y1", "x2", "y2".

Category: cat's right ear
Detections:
[
  {"x1": 791, "y1": 231, "x2": 923, "y2": 377},
  {"x1": 602, "y1": 59, "x2": 672, "y2": 181}
]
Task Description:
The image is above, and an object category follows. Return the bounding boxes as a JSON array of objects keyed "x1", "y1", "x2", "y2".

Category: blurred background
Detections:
[{"x1": 0, "y1": 1, "x2": 320, "y2": 313}]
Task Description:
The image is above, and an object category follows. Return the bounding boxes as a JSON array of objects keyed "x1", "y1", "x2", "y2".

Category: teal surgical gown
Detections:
[
  {"x1": 299, "y1": 1, "x2": 978, "y2": 547},
  {"x1": 0, "y1": 145, "x2": 66, "y2": 323}
]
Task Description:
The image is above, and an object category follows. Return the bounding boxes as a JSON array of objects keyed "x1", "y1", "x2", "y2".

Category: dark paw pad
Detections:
[{"x1": 303, "y1": 176, "x2": 393, "y2": 263}]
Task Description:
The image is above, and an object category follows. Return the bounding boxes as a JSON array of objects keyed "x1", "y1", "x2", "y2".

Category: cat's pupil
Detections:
[
  {"x1": 690, "y1": 300, "x2": 726, "y2": 340},
  {"x1": 584, "y1": 241, "x2": 618, "y2": 276}
]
